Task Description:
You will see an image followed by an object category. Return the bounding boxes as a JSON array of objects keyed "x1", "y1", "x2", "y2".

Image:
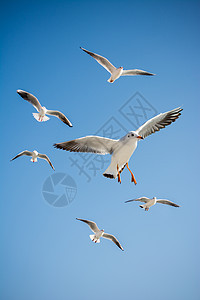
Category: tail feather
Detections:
[
  {"x1": 107, "y1": 77, "x2": 114, "y2": 83},
  {"x1": 32, "y1": 113, "x2": 49, "y2": 122},
  {"x1": 103, "y1": 164, "x2": 126, "y2": 179}
]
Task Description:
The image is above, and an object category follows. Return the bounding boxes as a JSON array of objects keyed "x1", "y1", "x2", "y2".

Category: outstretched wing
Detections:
[
  {"x1": 122, "y1": 69, "x2": 155, "y2": 76},
  {"x1": 54, "y1": 136, "x2": 118, "y2": 155},
  {"x1": 17, "y1": 90, "x2": 42, "y2": 112},
  {"x1": 136, "y1": 107, "x2": 183, "y2": 139},
  {"x1": 80, "y1": 47, "x2": 116, "y2": 74},
  {"x1": 38, "y1": 153, "x2": 55, "y2": 170},
  {"x1": 46, "y1": 110, "x2": 72, "y2": 127},
  {"x1": 156, "y1": 199, "x2": 180, "y2": 207},
  {"x1": 76, "y1": 218, "x2": 100, "y2": 233},
  {"x1": 102, "y1": 233, "x2": 124, "y2": 251},
  {"x1": 125, "y1": 197, "x2": 150, "y2": 203},
  {"x1": 10, "y1": 150, "x2": 33, "y2": 161}
]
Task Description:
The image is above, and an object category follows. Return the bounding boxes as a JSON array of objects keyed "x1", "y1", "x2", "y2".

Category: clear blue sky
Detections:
[{"x1": 1, "y1": 1, "x2": 200, "y2": 299}]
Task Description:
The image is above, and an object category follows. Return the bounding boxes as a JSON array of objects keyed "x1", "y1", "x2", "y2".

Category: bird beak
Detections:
[{"x1": 137, "y1": 136, "x2": 143, "y2": 140}]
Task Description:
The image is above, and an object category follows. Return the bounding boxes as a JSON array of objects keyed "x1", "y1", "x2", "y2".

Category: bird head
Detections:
[
  {"x1": 33, "y1": 150, "x2": 38, "y2": 155},
  {"x1": 101, "y1": 229, "x2": 104, "y2": 232},
  {"x1": 126, "y1": 131, "x2": 143, "y2": 140}
]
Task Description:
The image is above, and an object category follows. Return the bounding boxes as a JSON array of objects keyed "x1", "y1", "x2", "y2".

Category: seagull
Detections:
[
  {"x1": 125, "y1": 197, "x2": 180, "y2": 211},
  {"x1": 54, "y1": 107, "x2": 182, "y2": 184},
  {"x1": 10, "y1": 150, "x2": 55, "y2": 170},
  {"x1": 17, "y1": 89, "x2": 73, "y2": 127},
  {"x1": 76, "y1": 218, "x2": 124, "y2": 251},
  {"x1": 80, "y1": 47, "x2": 155, "y2": 83}
]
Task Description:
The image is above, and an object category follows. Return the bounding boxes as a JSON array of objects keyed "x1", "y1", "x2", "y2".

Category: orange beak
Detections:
[{"x1": 137, "y1": 135, "x2": 143, "y2": 139}]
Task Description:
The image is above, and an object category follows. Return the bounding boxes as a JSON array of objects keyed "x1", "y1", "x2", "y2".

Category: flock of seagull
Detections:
[{"x1": 11, "y1": 47, "x2": 182, "y2": 251}]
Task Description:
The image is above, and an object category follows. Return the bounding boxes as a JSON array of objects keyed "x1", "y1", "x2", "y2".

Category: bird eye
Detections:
[
  {"x1": 131, "y1": 133, "x2": 134, "y2": 137},
  {"x1": 128, "y1": 135, "x2": 130, "y2": 138}
]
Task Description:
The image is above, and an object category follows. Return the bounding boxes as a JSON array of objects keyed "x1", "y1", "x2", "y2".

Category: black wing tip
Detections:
[{"x1": 53, "y1": 143, "x2": 62, "y2": 149}]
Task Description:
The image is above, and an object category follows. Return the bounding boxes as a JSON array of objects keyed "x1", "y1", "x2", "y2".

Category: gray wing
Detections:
[
  {"x1": 54, "y1": 136, "x2": 118, "y2": 155},
  {"x1": 122, "y1": 69, "x2": 155, "y2": 76},
  {"x1": 102, "y1": 233, "x2": 124, "y2": 251},
  {"x1": 10, "y1": 150, "x2": 33, "y2": 161},
  {"x1": 46, "y1": 110, "x2": 73, "y2": 127},
  {"x1": 156, "y1": 199, "x2": 180, "y2": 207},
  {"x1": 80, "y1": 47, "x2": 116, "y2": 74},
  {"x1": 17, "y1": 90, "x2": 42, "y2": 112},
  {"x1": 76, "y1": 218, "x2": 99, "y2": 233},
  {"x1": 38, "y1": 153, "x2": 55, "y2": 170},
  {"x1": 136, "y1": 107, "x2": 183, "y2": 139},
  {"x1": 125, "y1": 197, "x2": 150, "y2": 203}
]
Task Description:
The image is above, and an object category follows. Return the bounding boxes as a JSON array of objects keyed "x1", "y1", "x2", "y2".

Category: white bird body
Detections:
[
  {"x1": 104, "y1": 137, "x2": 138, "y2": 178},
  {"x1": 125, "y1": 196, "x2": 180, "y2": 211},
  {"x1": 108, "y1": 67, "x2": 123, "y2": 83},
  {"x1": 31, "y1": 150, "x2": 39, "y2": 162},
  {"x1": 90, "y1": 229, "x2": 104, "y2": 243},
  {"x1": 140, "y1": 197, "x2": 157, "y2": 210}
]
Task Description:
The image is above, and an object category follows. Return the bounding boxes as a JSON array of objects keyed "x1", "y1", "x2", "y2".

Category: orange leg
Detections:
[
  {"x1": 117, "y1": 164, "x2": 121, "y2": 184},
  {"x1": 145, "y1": 208, "x2": 149, "y2": 211},
  {"x1": 126, "y1": 163, "x2": 137, "y2": 185}
]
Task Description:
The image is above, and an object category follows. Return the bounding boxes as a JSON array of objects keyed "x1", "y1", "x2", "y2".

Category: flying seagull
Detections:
[
  {"x1": 54, "y1": 107, "x2": 182, "y2": 184},
  {"x1": 80, "y1": 47, "x2": 155, "y2": 83},
  {"x1": 17, "y1": 89, "x2": 73, "y2": 127},
  {"x1": 76, "y1": 218, "x2": 124, "y2": 251},
  {"x1": 125, "y1": 197, "x2": 180, "y2": 211},
  {"x1": 10, "y1": 150, "x2": 55, "y2": 170}
]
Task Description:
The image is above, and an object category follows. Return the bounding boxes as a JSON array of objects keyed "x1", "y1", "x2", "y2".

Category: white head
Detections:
[
  {"x1": 33, "y1": 150, "x2": 38, "y2": 156},
  {"x1": 125, "y1": 131, "x2": 143, "y2": 141},
  {"x1": 101, "y1": 229, "x2": 104, "y2": 233},
  {"x1": 41, "y1": 106, "x2": 47, "y2": 112}
]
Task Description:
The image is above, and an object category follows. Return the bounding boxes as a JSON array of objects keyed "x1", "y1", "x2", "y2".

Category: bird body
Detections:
[
  {"x1": 108, "y1": 67, "x2": 124, "y2": 83},
  {"x1": 125, "y1": 196, "x2": 180, "y2": 211},
  {"x1": 31, "y1": 150, "x2": 39, "y2": 162},
  {"x1": 103, "y1": 135, "x2": 138, "y2": 178}
]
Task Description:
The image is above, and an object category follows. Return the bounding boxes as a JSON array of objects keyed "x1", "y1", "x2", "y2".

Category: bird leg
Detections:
[
  {"x1": 126, "y1": 163, "x2": 137, "y2": 185},
  {"x1": 117, "y1": 164, "x2": 121, "y2": 184},
  {"x1": 145, "y1": 208, "x2": 149, "y2": 211}
]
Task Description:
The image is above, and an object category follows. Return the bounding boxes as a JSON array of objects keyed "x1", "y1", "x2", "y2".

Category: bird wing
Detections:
[
  {"x1": 125, "y1": 197, "x2": 150, "y2": 203},
  {"x1": 38, "y1": 154, "x2": 55, "y2": 170},
  {"x1": 46, "y1": 110, "x2": 73, "y2": 127},
  {"x1": 80, "y1": 47, "x2": 116, "y2": 74},
  {"x1": 156, "y1": 199, "x2": 180, "y2": 207},
  {"x1": 102, "y1": 233, "x2": 124, "y2": 251},
  {"x1": 122, "y1": 69, "x2": 155, "y2": 76},
  {"x1": 10, "y1": 150, "x2": 33, "y2": 161},
  {"x1": 136, "y1": 107, "x2": 183, "y2": 139},
  {"x1": 54, "y1": 136, "x2": 118, "y2": 155},
  {"x1": 76, "y1": 218, "x2": 100, "y2": 233},
  {"x1": 17, "y1": 90, "x2": 42, "y2": 112}
]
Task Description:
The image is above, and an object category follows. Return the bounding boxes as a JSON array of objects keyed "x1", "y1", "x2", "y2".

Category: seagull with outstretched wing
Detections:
[
  {"x1": 54, "y1": 107, "x2": 182, "y2": 184},
  {"x1": 125, "y1": 197, "x2": 180, "y2": 211},
  {"x1": 17, "y1": 89, "x2": 73, "y2": 127},
  {"x1": 11, "y1": 150, "x2": 55, "y2": 170},
  {"x1": 76, "y1": 218, "x2": 124, "y2": 251},
  {"x1": 80, "y1": 47, "x2": 155, "y2": 83}
]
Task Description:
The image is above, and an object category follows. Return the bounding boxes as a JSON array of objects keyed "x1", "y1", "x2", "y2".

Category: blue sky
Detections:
[{"x1": 1, "y1": 0, "x2": 200, "y2": 299}]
